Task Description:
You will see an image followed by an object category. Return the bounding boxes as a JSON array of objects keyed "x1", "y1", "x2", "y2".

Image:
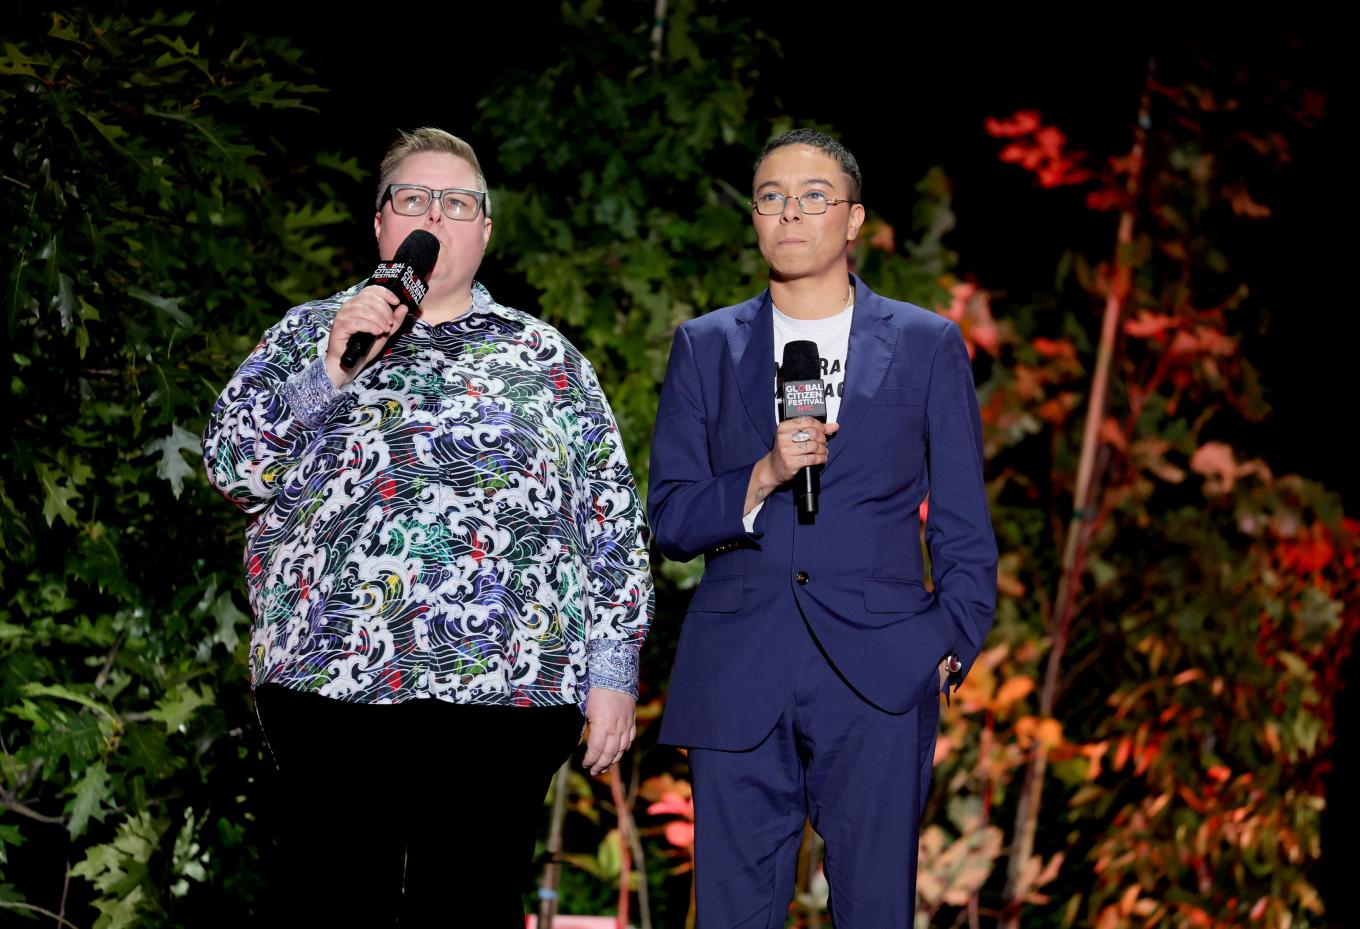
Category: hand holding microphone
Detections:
[
  {"x1": 324, "y1": 230, "x2": 440, "y2": 387},
  {"x1": 770, "y1": 340, "x2": 838, "y2": 517},
  {"x1": 768, "y1": 416, "x2": 839, "y2": 484}
]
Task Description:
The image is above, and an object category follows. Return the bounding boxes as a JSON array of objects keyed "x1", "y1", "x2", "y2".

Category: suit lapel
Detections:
[
  {"x1": 728, "y1": 291, "x2": 776, "y2": 450},
  {"x1": 828, "y1": 275, "x2": 900, "y2": 470}
]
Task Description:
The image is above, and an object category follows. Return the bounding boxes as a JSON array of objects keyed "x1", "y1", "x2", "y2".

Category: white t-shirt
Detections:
[
  {"x1": 742, "y1": 299, "x2": 855, "y2": 531},
  {"x1": 771, "y1": 300, "x2": 854, "y2": 424}
]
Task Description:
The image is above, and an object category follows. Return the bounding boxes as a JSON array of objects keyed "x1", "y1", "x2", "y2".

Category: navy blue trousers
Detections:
[{"x1": 688, "y1": 624, "x2": 941, "y2": 929}]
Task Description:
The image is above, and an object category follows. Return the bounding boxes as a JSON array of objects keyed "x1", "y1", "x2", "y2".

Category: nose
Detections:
[
  {"x1": 780, "y1": 195, "x2": 801, "y2": 222},
  {"x1": 425, "y1": 197, "x2": 444, "y2": 223}
]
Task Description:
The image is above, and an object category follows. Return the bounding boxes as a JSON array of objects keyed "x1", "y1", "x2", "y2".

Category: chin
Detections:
[{"x1": 770, "y1": 261, "x2": 817, "y2": 280}]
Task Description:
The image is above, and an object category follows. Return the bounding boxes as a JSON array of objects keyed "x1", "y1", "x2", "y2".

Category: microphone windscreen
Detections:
[
  {"x1": 392, "y1": 229, "x2": 440, "y2": 279},
  {"x1": 780, "y1": 340, "x2": 826, "y2": 421},
  {"x1": 780, "y1": 340, "x2": 821, "y2": 381},
  {"x1": 369, "y1": 230, "x2": 441, "y2": 310}
]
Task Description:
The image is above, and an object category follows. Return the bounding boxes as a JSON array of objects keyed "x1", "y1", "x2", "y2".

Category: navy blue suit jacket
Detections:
[{"x1": 648, "y1": 275, "x2": 998, "y2": 751}]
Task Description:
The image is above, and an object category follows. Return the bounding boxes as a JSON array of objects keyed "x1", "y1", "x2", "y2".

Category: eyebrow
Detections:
[{"x1": 756, "y1": 176, "x2": 839, "y2": 193}]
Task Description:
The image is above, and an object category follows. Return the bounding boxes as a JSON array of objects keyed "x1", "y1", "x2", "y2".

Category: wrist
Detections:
[
  {"x1": 754, "y1": 454, "x2": 780, "y2": 495},
  {"x1": 323, "y1": 355, "x2": 345, "y2": 390}
]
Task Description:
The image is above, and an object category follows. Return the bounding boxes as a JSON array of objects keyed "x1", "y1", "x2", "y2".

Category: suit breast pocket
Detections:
[{"x1": 874, "y1": 387, "x2": 922, "y2": 407}]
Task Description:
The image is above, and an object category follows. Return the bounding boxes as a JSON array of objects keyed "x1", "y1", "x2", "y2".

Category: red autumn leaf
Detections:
[
  {"x1": 937, "y1": 282, "x2": 1000, "y2": 358},
  {"x1": 1227, "y1": 185, "x2": 1272, "y2": 218},
  {"x1": 1037, "y1": 166, "x2": 1067, "y2": 188},
  {"x1": 1031, "y1": 337, "x2": 1076, "y2": 359},
  {"x1": 984, "y1": 110, "x2": 1042, "y2": 137},
  {"x1": 1124, "y1": 312, "x2": 1178, "y2": 339},
  {"x1": 1086, "y1": 188, "x2": 1125, "y2": 212},
  {"x1": 1034, "y1": 125, "x2": 1066, "y2": 154},
  {"x1": 646, "y1": 792, "x2": 694, "y2": 818},
  {"x1": 1169, "y1": 326, "x2": 1237, "y2": 358},
  {"x1": 663, "y1": 821, "x2": 695, "y2": 849},
  {"x1": 1190, "y1": 441, "x2": 1237, "y2": 484},
  {"x1": 1038, "y1": 398, "x2": 1071, "y2": 424},
  {"x1": 1133, "y1": 741, "x2": 1159, "y2": 776},
  {"x1": 1275, "y1": 532, "x2": 1335, "y2": 574},
  {"x1": 1113, "y1": 735, "x2": 1132, "y2": 770},
  {"x1": 1099, "y1": 417, "x2": 1127, "y2": 451},
  {"x1": 868, "y1": 219, "x2": 896, "y2": 253},
  {"x1": 988, "y1": 111, "x2": 1092, "y2": 188}
]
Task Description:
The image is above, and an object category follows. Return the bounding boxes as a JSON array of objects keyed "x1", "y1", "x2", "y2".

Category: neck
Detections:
[
  {"x1": 769, "y1": 270, "x2": 852, "y2": 320},
  {"x1": 415, "y1": 281, "x2": 474, "y2": 325}
]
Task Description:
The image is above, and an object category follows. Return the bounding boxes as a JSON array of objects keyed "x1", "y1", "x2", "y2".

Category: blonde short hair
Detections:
[{"x1": 374, "y1": 127, "x2": 492, "y2": 216}]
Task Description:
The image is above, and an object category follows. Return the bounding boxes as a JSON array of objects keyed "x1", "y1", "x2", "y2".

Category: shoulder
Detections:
[
  {"x1": 675, "y1": 291, "x2": 766, "y2": 346},
  {"x1": 483, "y1": 298, "x2": 604, "y2": 389},
  {"x1": 863, "y1": 288, "x2": 954, "y2": 340},
  {"x1": 494, "y1": 302, "x2": 582, "y2": 359}
]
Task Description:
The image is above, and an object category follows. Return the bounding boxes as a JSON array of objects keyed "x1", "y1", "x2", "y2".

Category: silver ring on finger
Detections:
[{"x1": 790, "y1": 430, "x2": 811, "y2": 443}]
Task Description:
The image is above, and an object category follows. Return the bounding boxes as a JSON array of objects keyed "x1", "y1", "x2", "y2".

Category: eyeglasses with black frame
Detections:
[
  {"x1": 382, "y1": 184, "x2": 487, "y2": 221},
  {"x1": 751, "y1": 189, "x2": 860, "y2": 216}
]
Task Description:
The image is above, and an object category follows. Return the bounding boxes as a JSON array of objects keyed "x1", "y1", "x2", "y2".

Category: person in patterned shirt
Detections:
[{"x1": 203, "y1": 128, "x2": 653, "y2": 927}]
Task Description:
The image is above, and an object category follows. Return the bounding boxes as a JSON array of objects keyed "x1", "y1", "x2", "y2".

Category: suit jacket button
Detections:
[{"x1": 795, "y1": 571, "x2": 810, "y2": 585}]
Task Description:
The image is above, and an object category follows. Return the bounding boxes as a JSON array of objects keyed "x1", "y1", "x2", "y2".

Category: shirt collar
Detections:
[
  {"x1": 456, "y1": 280, "x2": 524, "y2": 330},
  {"x1": 464, "y1": 280, "x2": 519, "y2": 326}
]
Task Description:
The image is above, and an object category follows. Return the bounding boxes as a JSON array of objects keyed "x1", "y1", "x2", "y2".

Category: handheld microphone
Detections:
[
  {"x1": 339, "y1": 229, "x2": 440, "y2": 370},
  {"x1": 779, "y1": 340, "x2": 827, "y2": 518}
]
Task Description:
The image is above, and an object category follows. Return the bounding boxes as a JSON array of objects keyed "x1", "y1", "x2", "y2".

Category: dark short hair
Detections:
[{"x1": 754, "y1": 129, "x2": 862, "y2": 200}]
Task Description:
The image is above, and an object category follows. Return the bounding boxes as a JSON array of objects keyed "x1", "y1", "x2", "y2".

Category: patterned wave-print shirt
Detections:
[{"x1": 203, "y1": 281, "x2": 653, "y2": 708}]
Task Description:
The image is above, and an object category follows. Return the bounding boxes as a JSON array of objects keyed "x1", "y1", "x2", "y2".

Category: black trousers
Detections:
[{"x1": 252, "y1": 684, "x2": 581, "y2": 928}]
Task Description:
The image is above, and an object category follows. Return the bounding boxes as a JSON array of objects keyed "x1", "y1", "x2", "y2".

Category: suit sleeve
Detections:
[
  {"x1": 924, "y1": 322, "x2": 998, "y2": 692},
  {"x1": 647, "y1": 324, "x2": 768, "y2": 562}
]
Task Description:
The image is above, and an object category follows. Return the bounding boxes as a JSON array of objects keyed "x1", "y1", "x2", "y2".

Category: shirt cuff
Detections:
[
  {"x1": 281, "y1": 358, "x2": 345, "y2": 430},
  {"x1": 586, "y1": 639, "x2": 639, "y2": 701},
  {"x1": 742, "y1": 500, "x2": 765, "y2": 533}
]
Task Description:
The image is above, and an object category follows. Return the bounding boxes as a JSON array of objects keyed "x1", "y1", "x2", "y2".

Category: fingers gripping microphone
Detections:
[
  {"x1": 339, "y1": 229, "x2": 440, "y2": 370},
  {"x1": 779, "y1": 340, "x2": 827, "y2": 518}
]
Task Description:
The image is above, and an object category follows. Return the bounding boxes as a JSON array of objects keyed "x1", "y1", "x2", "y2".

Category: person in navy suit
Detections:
[{"x1": 647, "y1": 129, "x2": 997, "y2": 927}]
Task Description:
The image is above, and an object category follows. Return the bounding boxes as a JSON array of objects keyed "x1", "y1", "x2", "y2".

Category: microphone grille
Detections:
[
  {"x1": 780, "y1": 340, "x2": 821, "y2": 381},
  {"x1": 392, "y1": 229, "x2": 440, "y2": 277}
]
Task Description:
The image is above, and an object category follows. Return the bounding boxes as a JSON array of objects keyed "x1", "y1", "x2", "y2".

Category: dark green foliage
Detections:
[{"x1": 1, "y1": 11, "x2": 347, "y2": 926}]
